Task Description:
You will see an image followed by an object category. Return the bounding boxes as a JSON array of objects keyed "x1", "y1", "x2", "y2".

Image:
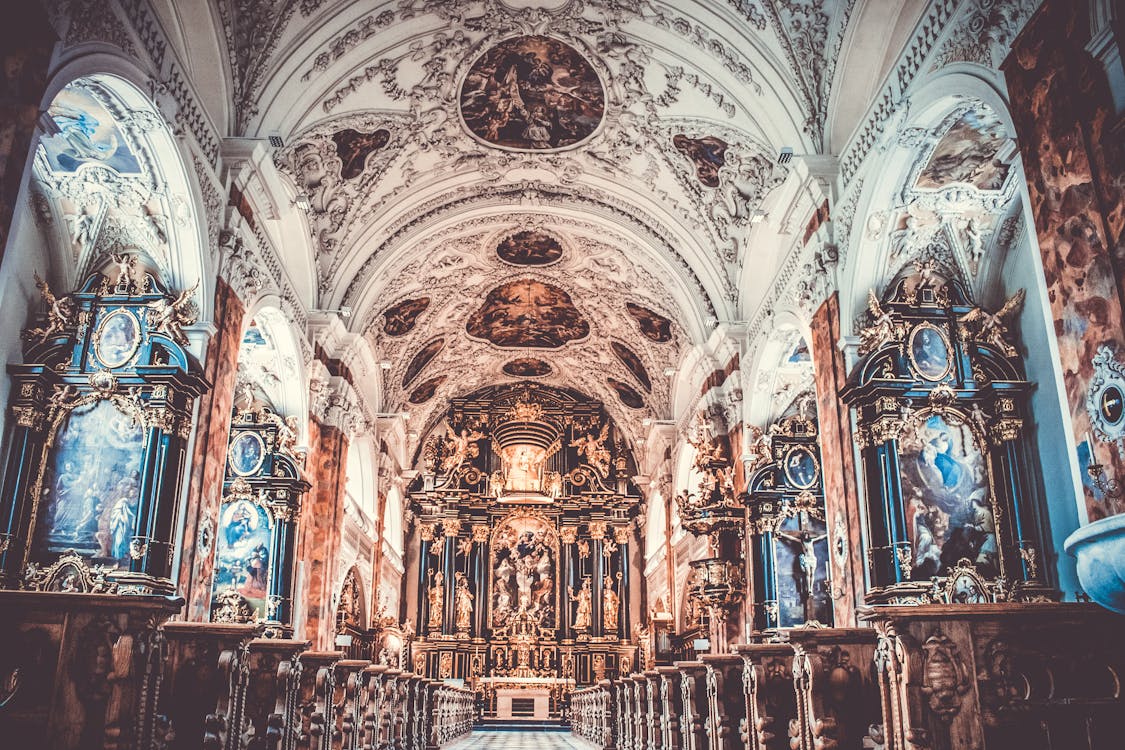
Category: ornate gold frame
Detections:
[
  {"x1": 92, "y1": 308, "x2": 142, "y2": 369},
  {"x1": 906, "y1": 321, "x2": 953, "y2": 382},
  {"x1": 782, "y1": 445, "x2": 820, "y2": 490},
  {"x1": 228, "y1": 430, "x2": 267, "y2": 476},
  {"x1": 487, "y1": 509, "x2": 560, "y2": 634}
]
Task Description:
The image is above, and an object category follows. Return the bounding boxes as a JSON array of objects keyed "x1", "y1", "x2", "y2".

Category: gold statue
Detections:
[
  {"x1": 25, "y1": 274, "x2": 75, "y2": 344},
  {"x1": 570, "y1": 423, "x2": 611, "y2": 477},
  {"x1": 427, "y1": 570, "x2": 444, "y2": 630},
  {"x1": 148, "y1": 280, "x2": 199, "y2": 345},
  {"x1": 858, "y1": 289, "x2": 896, "y2": 355},
  {"x1": 569, "y1": 578, "x2": 592, "y2": 630},
  {"x1": 454, "y1": 572, "x2": 473, "y2": 632},
  {"x1": 440, "y1": 428, "x2": 485, "y2": 475},
  {"x1": 958, "y1": 288, "x2": 1025, "y2": 358},
  {"x1": 603, "y1": 574, "x2": 620, "y2": 633}
]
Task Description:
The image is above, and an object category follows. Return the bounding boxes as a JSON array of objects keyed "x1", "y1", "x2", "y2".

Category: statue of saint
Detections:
[
  {"x1": 603, "y1": 575, "x2": 620, "y2": 633},
  {"x1": 454, "y1": 573, "x2": 474, "y2": 632},
  {"x1": 427, "y1": 571, "x2": 444, "y2": 630},
  {"x1": 569, "y1": 423, "x2": 611, "y2": 477},
  {"x1": 570, "y1": 578, "x2": 592, "y2": 630}
]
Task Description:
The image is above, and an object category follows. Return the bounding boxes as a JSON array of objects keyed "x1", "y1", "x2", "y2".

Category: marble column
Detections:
[
  {"x1": 416, "y1": 523, "x2": 434, "y2": 631},
  {"x1": 614, "y1": 525, "x2": 631, "y2": 640},
  {"x1": 810, "y1": 293, "x2": 864, "y2": 624},
  {"x1": 560, "y1": 525, "x2": 578, "y2": 639},
  {"x1": 471, "y1": 523, "x2": 489, "y2": 638},
  {"x1": 1003, "y1": 0, "x2": 1125, "y2": 522},
  {"x1": 590, "y1": 521, "x2": 606, "y2": 639},
  {"x1": 179, "y1": 277, "x2": 246, "y2": 621},
  {"x1": 440, "y1": 519, "x2": 459, "y2": 635},
  {"x1": 0, "y1": 6, "x2": 54, "y2": 261},
  {"x1": 299, "y1": 417, "x2": 350, "y2": 648}
]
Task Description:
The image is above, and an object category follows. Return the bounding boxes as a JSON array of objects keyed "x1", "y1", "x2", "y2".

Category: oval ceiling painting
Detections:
[
  {"x1": 503, "y1": 357, "x2": 553, "y2": 377},
  {"x1": 608, "y1": 378, "x2": 645, "y2": 409},
  {"x1": 408, "y1": 375, "x2": 447, "y2": 404},
  {"x1": 497, "y1": 230, "x2": 564, "y2": 266},
  {"x1": 382, "y1": 297, "x2": 430, "y2": 337},
  {"x1": 626, "y1": 302, "x2": 673, "y2": 343},
  {"x1": 611, "y1": 342, "x2": 651, "y2": 392},
  {"x1": 403, "y1": 337, "x2": 445, "y2": 387},
  {"x1": 460, "y1": 35, "x2": 605, "y2": 150},
  {"x1": 467, "y1": 279, "x2": 590, "y2": 348}
]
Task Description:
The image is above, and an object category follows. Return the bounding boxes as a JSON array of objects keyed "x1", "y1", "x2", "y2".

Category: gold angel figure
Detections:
[
  {"x1": 959, "y1": 288, "x2": 1025, "y2": 357},
  {"x1": 440, "y1": 427, "x2": 485, "y2": 475},
  {"x1": 148, "y1": 280, "x2": 199, "y2": 344},
  {"x1": 570, "y1": 422, "x2": 611, "y2": 477},
  {"x1": 858, "y1": 289, "x2": 896, "y2": 355},
  {"x1": 25, "y1": 273, "x2": 75, "y2": 343}
]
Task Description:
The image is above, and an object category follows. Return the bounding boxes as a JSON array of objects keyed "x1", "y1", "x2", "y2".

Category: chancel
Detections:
[{"x1": 0, "y1": 1, "x2": 1123, "y2": 749}]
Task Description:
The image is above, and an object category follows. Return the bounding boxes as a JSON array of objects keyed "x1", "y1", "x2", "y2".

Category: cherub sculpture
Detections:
[
  {"x1": 570, "y1": 422, "x2": 611, "y2": 477},
  {"x1": 148, "y1": 280, "x2": 199, "y2": 344},
  {"x1": 24, "y1": 274, "x2": 75, "y2": 343},
  {"x1": 858, "y1": 289, "x2": 896, "y2": 355}
]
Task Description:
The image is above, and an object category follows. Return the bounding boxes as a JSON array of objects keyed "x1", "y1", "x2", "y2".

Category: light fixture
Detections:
[
  {"x1": 642, "y1": 418, "x2": 653, "y2": 427},
  {"x1": 663, "y1": 367, "x2": 677, "y2": 378},
  {"x1": 750, "y1": 210, "x2": 767, "y2": 223},
  {"x1": 309, "y1": 306, "x2": 351, "y2": 319},
  {"x1": 777, "y1": 147, "x2": 794, "y2": 164},
  {"x1": 379, "y1": 361, "x2": 393, "y2": 370},
  {"x1": 293, "y1": 194, "x2": 312, "y2": 211},
  {"x1": 268, "y1": 133, "x2": 285, "y2": 149}
]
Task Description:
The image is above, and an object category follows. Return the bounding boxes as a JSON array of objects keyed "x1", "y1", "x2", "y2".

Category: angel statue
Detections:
[
  {"x1": 958, "y1": 288, "x2": 1025, "y2": 358},
  {"x1": 570, "y1": 423, "x2": 611, "y2": 478},
  {"x1": 687, "y1": 419, "x2": 725, "y2": 472},
  {"x1": 148, "y1": 280, "x2": 200, "y2": 345},
  {"x1": 744, "y1": 425, "x2": 774, "y2": 473},
  {"x1": 24, "y1": 274, "x2": 75, "y2": 343},
  {"x1": 108, "y1": 251, "x2": 149, "y2": 294},
  {"x1": 440, "y1": 427, "x2": 485, "y2": 475},
  {"x1": 858, "y1": 289, "x2": 896, "y2": 355}
]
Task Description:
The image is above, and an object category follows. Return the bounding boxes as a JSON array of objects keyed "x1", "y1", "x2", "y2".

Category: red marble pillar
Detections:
[
  {"x1": 1003, "y1": 0, "x2": 1125, "y2": 522},
  {"x1": 810, "y1": 293, "x2": 864, "y2": 625},
  {"x1": 178, "y1": 277, "x2": 245, "y2": 620},
  {"x1": 299, "y1": 417, "x2": 349, "y2": 648},
  {"x1": 0, "y1": 6, "x2": 54, "y2": 261}
]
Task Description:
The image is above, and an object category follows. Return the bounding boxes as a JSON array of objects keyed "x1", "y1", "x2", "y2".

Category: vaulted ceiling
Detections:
[{"x1": 146, "y1": 0, "x2": 925, "y2": 443}]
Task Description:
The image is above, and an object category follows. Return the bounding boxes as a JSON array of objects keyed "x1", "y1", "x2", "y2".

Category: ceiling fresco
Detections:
[
  {"x1": 496, "y1": 230, "x2": 565, "y2": 266},
  {"x1": 503, "y1": 358, "x2": 553, "y2": 377},
  {"x1": 459, "y1": 35, "x2": 605, "y2": 150},
  {"x1": 403, "y1": 337, "x2": 446, "y2": 387},
  {"x1": 41, "y1": 85, "x2": 141, "y2": 174},
  {"x1": 382, "y1": 297, "x2": 430, "y2": 337},
  {"x1": 916, "y1": 109, "x2": 1010, "y2": 191},
  {"x1": 611, "y1": 342, "x2": 652, "y2": 392},
  {"x1": 625, "y1": 302, "x2": 674, "y2": 343},
  {"x1": 408, "y1": 375, "x2": 447, "y2": 404},
  {"x1": 673, "y1": 134, "x2": 728, "y2": 188},
  {"x1": 466, "y1": 278, "x2": 591, "y2": 348},
  {"x1": 607, "y1": 378, "x2": 645, "y2": 409},
  {"x1": 332, "y1": 128, "x2": 391, "y2": 181}
]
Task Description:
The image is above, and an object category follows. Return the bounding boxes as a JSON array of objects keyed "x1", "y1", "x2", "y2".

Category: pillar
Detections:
[
  {"x1": 471, "y1": 523, "x2": 489, "y2": 637},
  {"x1": 178, "y1": 277, "x2": 245, "y2": 620}
]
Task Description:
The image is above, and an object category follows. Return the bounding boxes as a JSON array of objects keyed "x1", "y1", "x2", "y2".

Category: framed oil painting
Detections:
[
  {"x1": 908, "y1": 323, "x2": 952, "y2": 381},
  {"x1": 212, "y1": 499, "x2": 273, "y2": 620},
  {"x1": 784, "y1": 446, "x2": 819, "y2": 489},
  {"x1": 899, "y1": 412, "x2": 997, "y2": 578},
  {"x1": 772, "y1": 515, "x2": 831, "y2": 627},
  {"x1": 93, "y1": 309, "x2": 140, "y2": 369},
  {"x1": 228, "y1": 431, "x2": 266, "y2": 476},
  {"x1": 490, "y1": 514, "x2": 557, "y2": 630},
  {"x1": 37, "y1": 399, "x2": 144, "y2": 567}
]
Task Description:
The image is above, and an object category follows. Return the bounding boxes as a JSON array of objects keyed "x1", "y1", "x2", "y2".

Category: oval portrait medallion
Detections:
[
  {"x1": 784, "y1": 445, "x2": 819, "y2": 490},
  {"x1": 94, "y1": 309, "x2": 140, "y2": 368},
  {"x1": 908, "y1": 322, "x2": 952, "y2": 381},
  {"x1": 460, "y1": 35, "x2": 605, "y2": 150},
  {"x1": 228, "y1": 431, "x2": 266, "y2": 477}
]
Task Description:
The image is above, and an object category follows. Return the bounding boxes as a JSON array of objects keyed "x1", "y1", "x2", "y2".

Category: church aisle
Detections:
[{"x1": 448, "y1": 730, "x2": 596, "y2": 749}]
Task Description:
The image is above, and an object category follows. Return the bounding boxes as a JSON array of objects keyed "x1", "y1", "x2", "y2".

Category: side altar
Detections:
[{"x1": 405, "y1": 384, "x2": 645, "y2": 718}]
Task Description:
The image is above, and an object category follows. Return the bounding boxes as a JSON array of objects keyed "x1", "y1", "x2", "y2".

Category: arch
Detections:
[{"x1": 237, "y1": 299, "x2": 310, "y2": 441}]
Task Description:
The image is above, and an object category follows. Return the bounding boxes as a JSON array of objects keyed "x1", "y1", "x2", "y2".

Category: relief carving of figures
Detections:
[
  {"x1": 603, "y1": 574, "x2": 620, "y2": 633},
  {"x1": 427, "y1": 570, "x2": 445, "y2": 630},
  {"x1": 921, "y1": 633, "x2": 971, "y2": 723},
  {"x1": 570, "y1": 577, "x2": 593, "y2": 631},
  {"x1": 958, "y1": 289, "x2": 1025, "y2": 358},
  {"x1": 454, "y1": 572, "x2": 473, "y2": 633}
]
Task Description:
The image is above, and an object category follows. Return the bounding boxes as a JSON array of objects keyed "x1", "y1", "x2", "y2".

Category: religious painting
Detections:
[
  {"x1": 466, "y1": 279, "x2": 590, "y2": 348},
  {"x1": 908, "y1": 323, "x2": 952, "y2": 381},
  {"x1": 212, "y1": 499, "x2": 273, "y2": 620},
  {"x1": 916, "y1": 109, "x2": 1010, "y2": 191},
  {"x1": 459, "y1": 35, "x2": 605, "y2": 150},
  {"x1": 607, "y1": 377, "x2": 645, "y2": 409},
  {"x1": 40, "y1": 85, "x2": 141, "y2": 174},
  {"x1": 382, "y1": 297, "x2": 430, "y2": 337},
  {"x1": 491, "y1": 514, "x2": 557, "y2": 629},
  {"x1": 772, "y1": 515, "x2": 831, "y2": 627},
  {"x1": 503, "y1": 357, "x2": 552, "y2": 377},
  {"x1": 899, "y1": 413, "x2": 997, "y2": 579},
  {"x1": 496, "y1": 230, "x2": 564, "y2": 266},
  {"x1": 332, "y1": 127, "x2": 390, "y2": 180},
  {"x1": 36, "y1": 400, "x2": 144, "y2": 567},
  {"x1": 788, "y1": 339, "x2": 811, "y2": 363},
  {"x1": 783, "y1": 446, "x2": 819, "y2": 489},
  {"x1": 495, "y1": 443, "x2": 552, "y2": 495},
  {"x1": 625, "y1": 302, "x2": 673, "y2": 343},
  {"x1": 93, "y1": 309, "x2": 140, "y2": 369},
  {"x1": 409, "y1": 375, "x2": 446, "y2": 404},
  {"x1": 673, "y1": 134, "x2": 728, "y2": 187},
  {"x1": 228, "y1": 431, "x2": 266, "y2": 476},
  {"x1": 403, "y1": 337, "x2": 445, "y2": 386},
  {"x1": 611, "y1": 342, "x2": 651, "y2": 392}
]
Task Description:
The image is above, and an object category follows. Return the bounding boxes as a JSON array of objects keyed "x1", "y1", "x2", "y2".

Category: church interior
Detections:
[{"x1": 0, "y1": 0, "x2": 1123, "y2": 748}]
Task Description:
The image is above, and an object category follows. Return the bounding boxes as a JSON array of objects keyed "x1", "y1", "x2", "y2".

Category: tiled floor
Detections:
[{"x1": 447, "y1": 730, "x2": 597, "y2": 749}]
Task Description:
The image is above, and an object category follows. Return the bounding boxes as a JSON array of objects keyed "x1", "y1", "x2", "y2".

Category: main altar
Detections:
[{"x1": 405, "y1": 384, "x2": 643, "y2": 718}]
